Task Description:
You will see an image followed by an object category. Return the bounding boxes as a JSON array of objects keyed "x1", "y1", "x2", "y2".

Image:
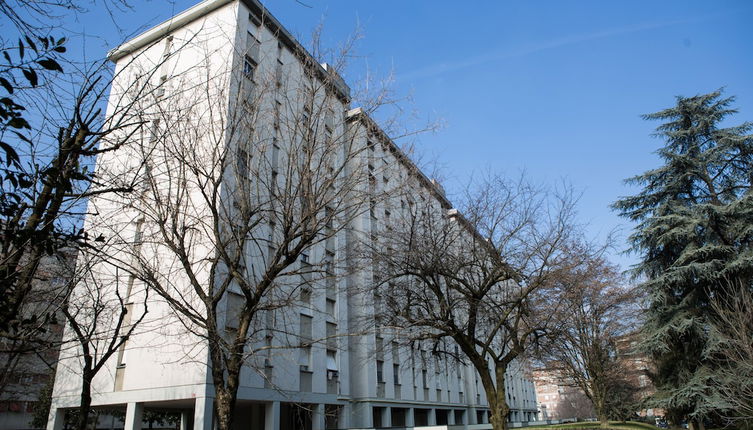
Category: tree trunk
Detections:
[
  {"x1": 489, "y1": 399, "x2": 510, "y2": 430},
  {"x1": 596, "y1": 395, "x2": 608, "y2": 428},
  {"x1": 598, "y1": 412, "x2": 609, "y2": 428},
  {"x1": 214, "y1": 390, "x2": 232, "y2": 430},
  {"x1": 689, "y1": 419, "x2": 705, "y2": 430},
  {"x1": 76, "y1": 370, "x2": 93, "y2": 430},
  {"x1": 212, "y1": 367, "x2": 243, "y2": 430},
  {"x1": 207, "y1": 317, "x2": 247, "y2": 430},
  {"x1": 487, "y1": 364, "x2": 510, "y2": 430}
]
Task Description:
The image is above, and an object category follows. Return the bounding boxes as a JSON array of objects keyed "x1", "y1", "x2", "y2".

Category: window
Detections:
[
  {"x1": 326, "y1": 298, "x2": 336, "y2": 317},
  {"x1": 324, "y1": 250, "x2": 335, "y2": 273},
  {"x1": 225, "y1": 292, "x2": 244, "y2": 329},
  {"x1": 298, "y1": 346, "x2": 311, "y2": 371},
  {"x1": 147, "y1": 119, "x2": 161, "y2": 144},
  {"x1": 302, "y1": 106, "x2": 311, "y2": 133},
  {"x1": 299, "y1": 314, "x2": 313, "y2": 341},
  {"x1": 327, "y1": 350, "x2": 338, "y2": 371},
  {"x1": 326, "y1": 321, "x2": 336, "y2": 340},
  {"x1": 236, "y1": 147, "x2": 249, "y2": 178},
  {"x1": 275, "y1": 59, "x2": 283, "y2": 86},
  {"x1": 325, "y1": 108, "x2": 334, "y2": 131},
  {"x1": 248, "y1": 12, "x2": 261, "y2": 27},
  {"x1": 270, "y1": 139, "x2": 279, "y2": 170},
  {"x1": 270, "y1": 171, "x2": 278, "y2": 196},
  {"x1": 274, "y1": 100, "x2": 282, "y2": 129},
  {"x1": 300, "y1": 287, "x2": 311, "y2": 304},
  {"x1": 376, "y1": 360, "x2": 384, "y2": 383},
  {"x1": 325, "y1": 207, "x2": 334, "y2": 229},
  {"x1": 161, "y1": 36, "x2": 173, "y2": 60},
  {"x1": 243, "y1": 56, "x2": 256, "y2": 80},
  {"x1": 393, "y1": 363, "x2": 400, "y2": 385},
  {"x1": 155, "y1": 75, "x2": 167, "y2": 98}
]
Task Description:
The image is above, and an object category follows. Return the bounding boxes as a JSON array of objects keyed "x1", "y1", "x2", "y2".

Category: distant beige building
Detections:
[{"x1": 615, "y1": 335, "x2": 663, "y2": 417}]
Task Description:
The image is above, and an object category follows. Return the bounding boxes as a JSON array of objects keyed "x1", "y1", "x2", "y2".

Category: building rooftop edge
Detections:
[
  {"x1": 107, "y1": 0, "x2": 351, "y2": 100},
  {"x1": 345, "y1": 107, "x2": 452, "y2": 210}
]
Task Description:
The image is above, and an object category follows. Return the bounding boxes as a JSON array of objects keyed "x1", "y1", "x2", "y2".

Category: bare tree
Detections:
[
  {"x1": 543, "y1": 251, "x2": 639, "y2": 427},
  {"x1": 58, "y1": 249, "x2": 149, "y2": 430},
  {"x1": 555, "y1": 387, "x2": 595, "y2": 420},
  {"x1": 707, "y1": 281, "x2": 753, "y2": 427},
  {"x1": 367, "y1": 173, "x2": 585, "y2": 430}
]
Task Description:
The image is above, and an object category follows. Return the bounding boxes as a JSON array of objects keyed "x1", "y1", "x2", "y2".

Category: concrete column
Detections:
[
  {"x1": 350, "y1": 402, "x2": 372, "y2": 429},
  {"x1": 194, "y1": 397, "x2": 213, "y2": 430},
  {"x1": 265, "y1": 401, "x2": 280, "y2": 430},
  {"x1": 339, "y1": 404, "x2": 352, "y2": 430},
  {"x1": 46, "y1": 406, "x2": 65, "y2": 430},
  {"x1": 468, "y1": 407, "x2": 478, "y2": 425},
  {"x1": 448, "y1": 410, "x2": 456, "y2": 425},
  {"x1": 312, "y1": 404, "x2": 325, "y2": 430},
  {"x1": 382, "y1": 407, "x2": 391, "y2": 428},
  {"x1": 124, "y1": 402, "x2": 144, "y2": 430},
  {"x1": 180, "y1": 411, "x2": 191, "y2": 430},
  {"x1": 428, "y1": 408, "x2": 436, "y2": 426},
  {"x1": 405, "y1": 408, "x2": 415, "y2": 428}
]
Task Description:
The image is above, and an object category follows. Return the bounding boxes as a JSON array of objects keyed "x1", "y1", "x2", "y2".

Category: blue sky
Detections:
[{"x1": 46, "y1": 0, "x2": 753, "y2": 270}]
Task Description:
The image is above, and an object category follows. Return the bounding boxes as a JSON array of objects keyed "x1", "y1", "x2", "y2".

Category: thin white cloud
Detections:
[{"x1": 396, "y1": 15, "x2": 708, "y2": 83}]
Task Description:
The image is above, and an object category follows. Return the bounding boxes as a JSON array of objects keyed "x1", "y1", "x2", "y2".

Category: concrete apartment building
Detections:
[{"x1": 46, "y1": 1, "x2": 539, "y2": 430}]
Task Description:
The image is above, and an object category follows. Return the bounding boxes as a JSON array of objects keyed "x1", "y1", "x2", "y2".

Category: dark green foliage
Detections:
[{"x1": 613, "y1": 90, "x2": 753, "y2": 424}]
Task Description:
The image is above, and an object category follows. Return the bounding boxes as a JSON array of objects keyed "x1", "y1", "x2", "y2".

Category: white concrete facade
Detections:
[{"x1": 47, "y1": 1, "x2": 539, "y2": 430}]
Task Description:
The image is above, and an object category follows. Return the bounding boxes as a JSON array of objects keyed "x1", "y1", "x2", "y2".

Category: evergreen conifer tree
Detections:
[{"x1": 613, "y1": 90, "x2": 753, "y2": 429}]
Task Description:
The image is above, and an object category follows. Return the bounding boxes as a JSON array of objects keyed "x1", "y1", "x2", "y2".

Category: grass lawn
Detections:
[{"x1": 524, "y1": 421, "x2": 657, "y2": 430}]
